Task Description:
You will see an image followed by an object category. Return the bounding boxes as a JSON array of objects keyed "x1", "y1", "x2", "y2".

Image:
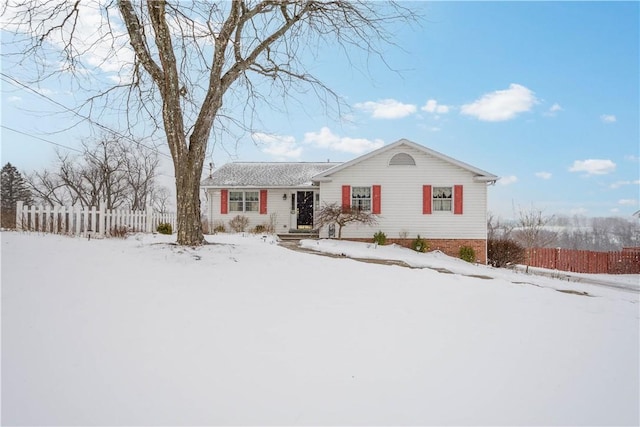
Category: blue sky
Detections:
[{"x1": 1, "y1": 1, "x2": 638, "y2": 219}]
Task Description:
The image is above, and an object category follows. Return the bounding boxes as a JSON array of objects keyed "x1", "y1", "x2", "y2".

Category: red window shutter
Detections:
[
  {"x1": 422, "y1": 185, "x2": 432, "y2": 214},
  {"x1": 372, "y1": 185, "x2": 381, "y2": 214},
  {"x1": 259, "y1": 189, "x2": 268, "y2": 214},
  {"x1": 342, "y1": 185, "x2": 351, "y2": 209},
  {"x1": 220, "y1": 189, "x2": 228, "y2": 214},
  {"x1": 454, "y1": 185, "x2": 463, "y2": 215}
]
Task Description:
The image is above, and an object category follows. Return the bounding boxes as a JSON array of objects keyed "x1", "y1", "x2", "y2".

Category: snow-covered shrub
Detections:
[
  {"x1": 373, "y1": 231, "x2": 387, "y2": 245},
  {"x1": 213, "y1": 220, "x2": 226, "y2": 233},
  {"x1": 459, "y1": 246, "x2": 476, "y2": 263},
  {"x1": 229, "y1": 215, "x2": 249, "y2": 232},
  {"x1": 488, "y1": 238, "x2": 525, "y2": 268},
  {"x1": 253, "y1": 224, "x2": 267, "y2": 233},
  {"x1": 110, "y1": 226, "x2": 128, "y2": 238},
  {"x1": 156, "y1": 223, "x2": 172, "y2": 235},
  {"x1": 411, "y1": 235, "x2": 429, "y2": 253},
  {"x1": 253, "y1": 222, "x2": 274, "y2": 234}
]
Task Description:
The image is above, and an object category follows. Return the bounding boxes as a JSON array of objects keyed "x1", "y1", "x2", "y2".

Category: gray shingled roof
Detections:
[{"x1": 201, "y1": 162, "x2": 342, "y2": 187}]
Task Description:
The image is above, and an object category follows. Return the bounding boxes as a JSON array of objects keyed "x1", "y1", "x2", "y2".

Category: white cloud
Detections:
[
  {"x1": 498, "y1": 175, "x2": 518, "y2": 186},
  {"x1": 543, "y1": 103, "x2": 563, "y2": 117},
  {"x1": 610, "y1": 180, "x2": 640, "y2": 189},
  {"x1": 569, "y1": 159, "x2": 616, "y2": 176},
  {"x1": 421, "y1": 99, "x2": 450, "y2": 114},
  {"x1": 624, "y1": 154, "x2": 638, "y2": 162},
  {"x1": 354, "y1": 99, "x2": 417, "y2": 119},
  {"x1": 600, "y1": 114, "x2": 617, "y2": 123},
  {"x1": 303, "y1": 127, "x2": 384, "y2": 154},
  {"x1": 252, "y1": 133, "x2": 302, "y2": 159},
  {"x1": 460, "y1": 84, "x2": 537, "y2": 122},
  {"x1": 535, "y1": 171, "x2": 552, "y2": 180},
  {"x1": 618, "y1": 199, "x2": 638, "y2": 206}
]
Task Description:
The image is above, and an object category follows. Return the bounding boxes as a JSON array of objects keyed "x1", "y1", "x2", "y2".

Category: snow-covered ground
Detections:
[{"x1": 2, "y1": 231, "x2": 639, "y2": 426}]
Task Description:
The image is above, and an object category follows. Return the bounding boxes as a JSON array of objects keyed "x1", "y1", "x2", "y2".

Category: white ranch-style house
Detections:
[{"x1": 201, "y1": 139, "x2": 499, "y2": 263}]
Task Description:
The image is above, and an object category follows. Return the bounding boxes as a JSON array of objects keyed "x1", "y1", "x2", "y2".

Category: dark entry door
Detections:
[{"x1": 296, "y1": 191, "x2": 314, "y2": 229}]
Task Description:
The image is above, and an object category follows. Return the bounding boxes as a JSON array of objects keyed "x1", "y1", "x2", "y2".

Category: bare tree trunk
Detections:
[{"x1": 174, "y1": 153, "x2": 205, "y2": 245}]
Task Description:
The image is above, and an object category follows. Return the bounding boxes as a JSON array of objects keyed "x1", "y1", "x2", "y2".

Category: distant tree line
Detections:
[{"x1": 489, "y1": 207, "x2": 639, "y2": 252}]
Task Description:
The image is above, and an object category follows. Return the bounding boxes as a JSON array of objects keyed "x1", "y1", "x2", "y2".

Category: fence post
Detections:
[
  {"x1": 146, "y1": 205, "x2": 153, "y2": 233},
  {"x1": 43, "y1": 205, "x2": 51, "y2": 233},
  {"x1": 73, "y1": 205, "x2": 81, "y2": 236},
  {"x1": 16, "y1": 201, "x2": 23, "y2": 230},
  {"x1": 99, "y1": 201, "x2": 106, "y2": 236},
  {"x1": 52, "y1": 205, "x2": 59, "y2": 233},
  {"x1": 29, "y1": 205, "x2": 36, "y2": 231}
]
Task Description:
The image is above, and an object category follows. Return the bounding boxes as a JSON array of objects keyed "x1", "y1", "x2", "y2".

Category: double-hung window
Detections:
[
  {"x1": 351, "y1": 186, "x2": 371, "y2": 211},
  {"x1": 433, "y1": 187, "x2": 452, "y2": 211},
  {"x1": 229, "y1": 191, "x2": 259, "y2": 212}
]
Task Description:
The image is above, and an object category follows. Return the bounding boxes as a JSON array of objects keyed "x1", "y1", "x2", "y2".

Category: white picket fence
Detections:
[{"x1": 15, "y1": 201, "x2": 176, "y2": 237}]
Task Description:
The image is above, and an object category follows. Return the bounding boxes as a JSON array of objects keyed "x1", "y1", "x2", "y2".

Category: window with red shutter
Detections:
[
  {"x1": 342, "y1": 185, "x2": 351, "y2": 209},
  {"x1": 220, "y1": 189, "x2": 228, "y2": 214},
  {"x1": 422, "y1": 185, "x2": 432, "y2": 214},
  {"x1": 454, "y1": 185, "x2": 463, "y2": 215},
  {"x1": 372, "y1": 185, "x2": 381, "y2": 214},
  {"x1": 259, "y1": 189, "x2": 268, "y2": 214}
]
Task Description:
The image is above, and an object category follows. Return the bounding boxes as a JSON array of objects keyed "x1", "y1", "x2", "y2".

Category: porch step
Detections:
[{"x1": 277, "y1": 231, "x2": 319, "y2": 241}]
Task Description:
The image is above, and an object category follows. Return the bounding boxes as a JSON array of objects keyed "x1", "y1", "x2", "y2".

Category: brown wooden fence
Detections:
[{"x1": 525, "y1": 247, "x2": 640, "y2": 274}]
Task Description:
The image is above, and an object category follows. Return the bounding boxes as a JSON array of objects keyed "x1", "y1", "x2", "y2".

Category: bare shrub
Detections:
[
  {"x1": 315, "y1": 203, "x2": 377, "y2": 239},
  {"x1": 201, "y1": 218, "x2": 210, "y2": 235},
  {"x1": 488, "y1": 239, "x2": 525, "y2": 268},
  {"x1": 213, "y1": 220, "x2": 226, "y2": 233},
  {"x1": 109, "y1": 226, "x2": 128, "y2": 238},
  {"x1": 229, "y1": 215, "x2": 249, "y2": 233}
]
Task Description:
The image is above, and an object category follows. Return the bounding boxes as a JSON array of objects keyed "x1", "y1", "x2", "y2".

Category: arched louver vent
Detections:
[{"x1": 389, "y1": 152, "x2": 416, "y2": 166}]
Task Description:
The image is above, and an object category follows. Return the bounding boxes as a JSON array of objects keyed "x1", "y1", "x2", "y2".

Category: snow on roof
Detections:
[{"x1": 201, "y1": 162, "x2": 342, "y2": 188}]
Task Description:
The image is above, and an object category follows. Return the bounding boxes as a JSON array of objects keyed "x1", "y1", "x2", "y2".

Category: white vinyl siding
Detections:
[{"x1": 318, "y1": 144, "x2": 488, "y2": 239}]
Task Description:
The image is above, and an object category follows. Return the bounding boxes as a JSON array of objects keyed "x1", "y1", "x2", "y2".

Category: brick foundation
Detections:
[{"x1": 347, "y1": 237, "x2": 487, "y2": 264}]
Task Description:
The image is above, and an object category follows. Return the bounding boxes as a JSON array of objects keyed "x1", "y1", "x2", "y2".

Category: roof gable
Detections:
[
  {"x1": 312, "y1": 139, "x2": 498, "y2": 182},
  {"x1": 201, "y1": 162, "x2": 341, "y2": 187}
]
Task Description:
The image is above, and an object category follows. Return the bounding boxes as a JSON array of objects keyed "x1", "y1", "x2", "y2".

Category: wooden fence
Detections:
[
  {"x1": 526, "y1": 247, "x2": 640, "y2": 274},
  {"x1": 15, "y1": 201, "x2": 176, "y2": 237}
]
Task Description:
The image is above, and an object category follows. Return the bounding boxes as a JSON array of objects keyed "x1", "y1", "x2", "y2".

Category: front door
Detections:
[{"x1": 296, "y1": 191, "x2": 314, "y2": 229}]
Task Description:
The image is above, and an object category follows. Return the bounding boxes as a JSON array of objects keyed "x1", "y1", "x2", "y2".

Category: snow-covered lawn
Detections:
[{"x1": 2, "y1": 231, "x2": 638, "y2": 426}]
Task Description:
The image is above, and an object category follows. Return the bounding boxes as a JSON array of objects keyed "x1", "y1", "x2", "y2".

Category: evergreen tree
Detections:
[{"x1": 1, "y1": 163, "x2": 33, "y2": 228}]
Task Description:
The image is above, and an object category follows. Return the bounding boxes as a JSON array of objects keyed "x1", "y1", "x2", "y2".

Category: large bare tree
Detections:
[{"x1": 2, "y1": 0, "x2": 414, "y2": 245}]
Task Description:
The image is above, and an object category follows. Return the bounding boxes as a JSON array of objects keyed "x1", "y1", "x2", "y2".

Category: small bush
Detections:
[
  {"x1": 488, "y1": 238, "x2": 525, "y2": 268},
  {"x1": 253, "y1": 224, "x2": 267, "y2": 234},
  {"x1": 373, "y1": 230, "x2": 387, "y2": 245},
  {"x1": 110, "y1": 226, "x2": 128, "y2": 238},
  {"x1": 411, "y1": 235, "x2": 429, "y2": 253},
  {"x1": 459, "y1": 246, "x2": 476, "y2": 263},
  {"x1": 157, "y1": 223, "x2": 173, "y2": 235},
  {"x1": 213, "y1": 220, "x2": 226, "y2": 233},
  {"x1": 229, "y1": 215, "x2": 249, "y2": 232}
]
